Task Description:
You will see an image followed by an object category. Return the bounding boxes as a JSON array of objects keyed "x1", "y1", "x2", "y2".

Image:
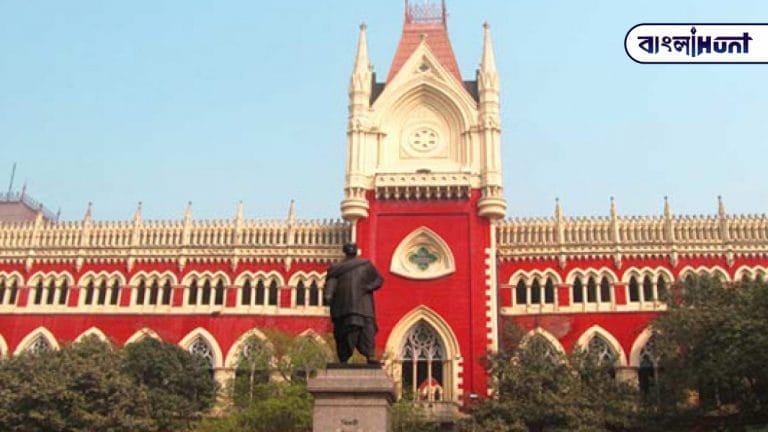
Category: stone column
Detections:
[{"x1": 308, "y1": 365, "x2": 396, "y2": 432}]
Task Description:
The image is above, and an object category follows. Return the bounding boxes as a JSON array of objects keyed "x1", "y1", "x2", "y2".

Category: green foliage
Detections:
[
  {"x1": 461, "y1": 325, "x2": 639, "y2": 432},
  {"x1": 122, "y1": 337, "x2": 217, "y2": 431},
  {"x1": 391, "y1": 399, "x2": 439, "y2": 432},
  {"x1": 645, "y1": 275, "x2": 768, "y2": 430},
  {"x1": 0, "y1": 336, "x2": 153, "y2": 432}
]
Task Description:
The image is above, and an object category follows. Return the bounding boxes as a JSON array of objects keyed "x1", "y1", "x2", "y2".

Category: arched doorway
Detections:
[{"x1": 399, "y1": 320, "x2": 447, "y2": 402}]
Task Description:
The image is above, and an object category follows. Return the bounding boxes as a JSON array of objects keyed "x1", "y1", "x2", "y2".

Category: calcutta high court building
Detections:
[{"x1": 2, "y1": 0, "x2": 768, "y2": 413}]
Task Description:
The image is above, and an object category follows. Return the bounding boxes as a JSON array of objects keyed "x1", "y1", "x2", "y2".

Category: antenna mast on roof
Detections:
[{"x1": 7, "y1": 162, "x2": 16, "y2": 196}]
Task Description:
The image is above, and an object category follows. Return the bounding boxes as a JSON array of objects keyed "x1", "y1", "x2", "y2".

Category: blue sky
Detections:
[{"x1": 1, "y1": 1, "x2": 767, "y2": 221}]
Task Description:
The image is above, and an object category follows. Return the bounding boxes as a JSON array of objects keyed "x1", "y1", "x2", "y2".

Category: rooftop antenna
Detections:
[{"x1": 7, "y1": 162, "x2": 16, "y2": 196}]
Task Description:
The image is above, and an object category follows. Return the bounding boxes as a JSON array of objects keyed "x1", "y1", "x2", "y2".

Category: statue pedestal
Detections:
[{"x1": 307, "y1": 364, "x2": 396, "y2": 432}]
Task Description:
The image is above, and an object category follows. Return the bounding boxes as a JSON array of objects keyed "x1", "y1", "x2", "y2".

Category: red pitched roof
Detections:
[{"x1": 387, "y1": 21, "x2": 462, "y2": 83}]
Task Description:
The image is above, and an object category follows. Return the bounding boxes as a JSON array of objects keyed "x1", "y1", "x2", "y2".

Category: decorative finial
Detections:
[
  {"x1": 133, "y1": 201, "x2": 143, "y2": 224},
  {"x1": 664, "y1": 195, "x2": 671, "y2": 217},
  {"x1": 235, "y1": 200, "x2": 244, "y2": 222},
  {"x1": 84, "y1": 202, "x2": 93, "y2": 222},
  {"x1": 359, "y1": 22, "x2": 367, "y2": 31},
  {"x1": 287, "y1": 199, "x2": 296, "y2": 225},
  {"x1": 718, "y1": 195, "x2": 725, "y2": 216},
  {"x1": 554, "y1": 197, "x2": 562, "y2": 219},
  {"x1": 610, "y1": 196, "x2": 617, "y2": 218},
  {"x1": 20, "y1": 182, "x2": 27, "y2": 198},
  {"x1": 483, "y1": 21, "x2": 490, "y2": 30},
  {"x1": 184, "y1": 201, "x2": 193, "y2": 222}
]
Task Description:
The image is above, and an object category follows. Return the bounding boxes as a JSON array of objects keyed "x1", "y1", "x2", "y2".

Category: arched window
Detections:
[
  {"x1": 530, "y1": 278, "x2": 541, "y2": 304},
  {"x1": 28, "y1": 335, "x2": 52, "y2": 354},
  {"x1": 296, "y1": 281, "x2": 306, "y2": 306},
  {"x1": 136, "y1": 280, "x2": 147, "y2": 305},
  {"x1": 109, "y1": 281, "x2": 120, "y2": 305},
  {"x1": 97, "y1": 280, "x2": 108, "y2": 305},
  {"x1": 515, "y1": 280, "x2": 527, "y2": 305},
  {"x1": 656, "y1": 276, "x2": 668, "y2": 301},
  {"x1": 58, "y1": 280, "x2": 69, "y2": 305},
  {"x1": 642, "y1": 275, "x2": 654, "y2": 302},
  {"x1": 188, "y1": 280, "x2": 199, "y2": 305},
  {"x1": 400, "y1": 321, "x2": 445, "y2": 402},
  {"x1": 242, "y1": 280, "x2": 253, "y2": 305},
  {"x1": 189, "y1": 337, "x2": 215, "y2": 369},
  {"x1": 45, "y1": 280, "x2": 56, "y2": 305},
  {"x1": 267, "y1": 281, "x2": 278, "y2": 306},
  {"x1": 0, "y1": 280, "x2": 5, "y2": 305},
  {"x1": 161, "y1": 281, "x2": 172, "y2": 305},
  {"x1": 149, "y1": 280, "x2": 159, "y2": 305},
  {"x1": 638, "y1": 336, "x2": 659, "y2": 394},
  {"x1": 308, "y1": 281, "x2": 319, "y2": 306},
  {"x1": 255, "y1": 281, "x2": 265, "y2": 305},
  {"x1": 599, "y1": 276, "x2": 612, "y2": 303},
  {"x1": 0, "y1": 279, "x2": 18, "y2": 306},
  {"x1": 587, "y1": 335, "x2": 618, "y2": 368},
  {"x1": 201, "y1": 281, "x2": 212, "y2": 305},
  {"x1": 544, "y1": 277, "x2": 556, "y2": 304},
  {"x1": 214, "y1": 281, "x2": 224, "y2": 306},
  {"x1": 529, "y1": 334, "x2": 559, "y2": 363},
  {"x1": 85, "y1": 281, "x2": 96, "y2": 305},
  {"x1": 572, "y1": 277, "x2": 584, "y2": 303},
  {"x1": 628, "y1": 276, "x2": 640, "y2": 302},
  {"x1": 586, "y1": 277, "x2": 597, "y2": 303}
]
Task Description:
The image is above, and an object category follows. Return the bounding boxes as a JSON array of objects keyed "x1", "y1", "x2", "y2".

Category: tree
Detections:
[
  {"x1": 646, "y1": 275, "x2": 768, "y2": 430},
  {"x1": 0, "y1": 335, "x2": 153, "y2": 432},
  {"x1": 122, "y1": 337, "x2": 217, "y2": 431},
  {"x1": 460, "y1": 326, "x2": 639, "y2": 432}
]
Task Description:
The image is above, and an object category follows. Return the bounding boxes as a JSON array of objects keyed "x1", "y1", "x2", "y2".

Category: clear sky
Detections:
[{"x1": 1, "y1": 1, "x2": 767, "y2": 221}]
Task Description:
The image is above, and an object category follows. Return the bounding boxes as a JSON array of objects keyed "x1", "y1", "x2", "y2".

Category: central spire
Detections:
[{"x1": 387, "y1": 0, "x2": 461, "y2": 83}]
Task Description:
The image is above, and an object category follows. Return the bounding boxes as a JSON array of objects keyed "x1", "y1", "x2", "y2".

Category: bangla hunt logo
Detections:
[{"x1": 625, "y1": 24, "x2": 768, "y2": 63}]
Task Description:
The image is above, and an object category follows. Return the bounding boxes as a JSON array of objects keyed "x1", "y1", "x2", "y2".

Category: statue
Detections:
[{"x1": 324, "y1": 242, "x2": 383, "y2": 364}]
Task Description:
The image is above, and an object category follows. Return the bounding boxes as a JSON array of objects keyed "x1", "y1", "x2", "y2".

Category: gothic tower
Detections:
[{"x1": 341, "y1": 0, "x2": 506, "y2": 402}]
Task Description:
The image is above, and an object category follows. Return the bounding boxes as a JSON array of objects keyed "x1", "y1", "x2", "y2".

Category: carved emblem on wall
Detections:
[{"x1": 391, "y1": 227, "x2": 455, "y2": 280}]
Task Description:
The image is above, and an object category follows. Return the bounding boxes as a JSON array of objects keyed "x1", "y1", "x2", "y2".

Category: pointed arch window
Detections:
[
  {"x1": 628, "y1": 276, "x2": 640, "y2": 302},
  {"x1": 642, "y1": 275, "x2": 654, "y2": 302},
  {"x1": 58, "y1": 280, "x2": 69, "y2": 305},
  {"x1": 587, "y1": 335, "x2": 618, "y2": 368},
  {"x1": 586, "y1": 276, "x2": 598, "y2": 303},
  {"x1": 515, "y1": 280, "x2": 526, "y2": 305},
  {"x1": 296, "y1": 281, "x2": 306, "y2": 306},
  {"x1": 242, "y1": 280, "x2": 253, "y2": 305},
  {"x1": 149, "y1": 280, "x2": 160, "y2": 305},
  {"x1": 544, "y1": 278, "x2": 556, "y2": 304},
  {"x1": 85, "y1": 281, "x2": 96, "y2": 305},
  {"x1": 530, "y1": 279, "x2": 541, "y2": 304},
  {"x1": 28, "y1": 335, "x2": 52, "y2": 354},
  {"x1": 97, "y1": 280, "x2": 108, "y2": 305},
  {"x1": 214, "y1": 281, "x2": 225, "y2": 306},
  {"x1": 638, "y1": 335, "x2": 660, "y2": 394},
  {"x1": 109, "y1": 281, "x2": 120, "y2": 305},
  {"x1": 400, "y1": 321, "x2": 446, "y2": 402},
  {"x1": 136, "y1": 280, "x2": 147, "y2": 305},
  {"x1": 656, "y1": 276, "x2": 668, "y2": 302},
  {"x1": 161, "y1": 281, "x2": 172, "y2": 305},
  {"x1": 201, "y1": 281, "x2": 212, "y2": 305},
  {"x1": 599, "y1": 276, "x2": 612, "y2": 303},
  {"x1": 267, "y1": 281, "x2": 278, "y2": 306},
  {"x1": 188, "y1": 280, "x2": 199, "y2": 305},
  {"x1": 0, "y1": 279, "x2": 19, "y2": 306},
  {"x1": 572, "y1": 277, "x2": 584, "y2": 303},
  {"x1": 45, "y1": 280, "x2": 56, "y2": 305},
  {"x1": 529, "y1": 334, "x2": 560, "y2": 363},
  {"x1": 308, "y1": 281, "x2": 319, "y2": 306},
  {"x1": 189, "y1": 337, "x2": 215, "y2": 370},
  {"x1": 255, "y1": 281, "x2": 265, "y2": 305}
]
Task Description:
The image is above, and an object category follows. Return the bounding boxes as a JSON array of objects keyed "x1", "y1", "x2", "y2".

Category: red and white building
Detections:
[{"x1": 2, "y1": 1, "x2": 768, "y2": 410}]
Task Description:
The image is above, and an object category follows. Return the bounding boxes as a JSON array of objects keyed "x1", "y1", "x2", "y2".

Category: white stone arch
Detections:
[
  {"x1": 182, "y1": 270, "x2": 231, "y2": 287},
  {"x1": 75, "y1": 327, "x2": 110, "y2": 343},
  {"x1": 0, "y1": 271, "x2": 24, "y2": 286},
  {"x1": 390, "y1": 226, "x2": 456, "y2": 280},
  {"x1": 128, "y1": 271, "x2": 178, "y2": 287},
  {"x1": 734, "y1": 265, "x2": 768, "y2": 281},
  {"x1": 621, "y1": 266, "x2": 673, "y2": 284},
  {"x1": 179, "y1": 327, "x2": 223, "y2": 369},
  {"x1": 77, "y1": 271, "x2": 126, "y2": 288},
  {"x1": 0, "y1": 333, "x2": 8, "y2": 358},
  {"x1": 287, "y1": 271, "x2": 325, "y2": 287},
  {"x1": 385, "y1": 305, "x2": 463, "y2": 401},
  {"x1": 678, "y1": 265, "x2": 731, "y2": 282},
  {"x1": 298, "y1": 328, "x2": 333, "y2": 359},
  {"x1": 234, "y1": 270, "x2": 284, "y2": 287},
  {"x1": 629, "y1": 327, "x2": 657, "y2": 367},
  {"x1": 28, "y1": 271, "x2": 75, "y2": 287},
  {"x1": 14, "y1": 326, "x2": 59, "y2": 355},
  {"x1": 520, "y1": 327, "x2": 566, "y2": 354},
  {"x1": 224, "y1": 328, "x2": 271, "y2": 368},
  {"x1": 575, "y1": 325, "x2": 628, "y2": 366},
  {"x1": 124, "y1": 327, "x2": 161, "y2": 345},
  {"x1": 508, "y1": 268, "x2": 563, "y2": 285},
  {"x1": 565, "y1": 267, "x2": 618, "y2": 284}
]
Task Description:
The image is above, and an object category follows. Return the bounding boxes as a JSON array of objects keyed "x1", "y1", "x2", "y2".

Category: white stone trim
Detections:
[
  {"x1": 0, "y1": 333, "x2": 8, "y2": 357},
  {"x1": 384, "y1": 305, "x2": 463, "y2": 402},
  {"x1": 485, "y1": 222, "x2": 499, "y2": 354},
  {"x1": 629, "y1": 327, "x2": 655, "y2": 367},
  {"x1": 390, "y1": 226, "x2": 455, "y2": 280},
  {"x1": 182, "y1": 270, "x2": 231, "y2": 287},
  {"x1": 678, "y1": 265, "x2": 730, "y2": 282},
  {"x1": 75, "y1": 326, "x2": 109, "y2": 343},
  {"x1": 521, "y1": 327, "x2": 567, "y2": 355},
  {"x1": 14, "y1": 326, "x2": 59, "y2": 355},
  {"x1": 224, "y1": 327, "x2": 271, "y2": 369},
  {"x1": 235, "y1": 270, "x2": 284, "y2": 287},
  {"x1": 124, "y1": 327, "x2": 161, "y2": 345},
  {"x1": 179, "y1": 327, "x2": 223, "y2": 369},
  {"x1": 574, "y1": 325, "x2": 628, "y2": 367},
  {"x1": 734, "y1": 265, "x2": 768, "y2": 281},
  {"x1": 128, "y1": 271, "x2": 178, "y2": 287}
]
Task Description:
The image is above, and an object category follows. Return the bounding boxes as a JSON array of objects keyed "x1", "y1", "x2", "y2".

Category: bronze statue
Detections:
[{"x1": 324, "y1": 242, "x2": 383, "y2": 364}]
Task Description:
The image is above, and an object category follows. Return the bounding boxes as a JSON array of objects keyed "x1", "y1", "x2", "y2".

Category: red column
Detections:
[
  {"x1": 68, "y1": 286, "x2": 81, "y2": 307},
  {"x1": 498, "y1": 284, "x2": 511, "y2": 307},
  {"x1": 17, "y1": 286, "x2": 30, "y2": 307},
  {"x1": 614, "y1": 283, "x2": 627, "y2": 305},
  {"x1": 279, "y1": 285, "x2": 292, "y2": 308},
  {"x1": 557, "y1": 284, "x2": 570, "y2": 307},
  {"x1": 119, "y1": 286, "x2": 132, "y2": 307},
  {"x1": 172, "y1": 285, "x2": 185, "y2": 307},
  {"x1": 226, "y1": 286, "x2": 238, "y2": 307}
]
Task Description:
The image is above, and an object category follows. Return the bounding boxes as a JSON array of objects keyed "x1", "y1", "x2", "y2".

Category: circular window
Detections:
[{"x1": 409, "y1": 127, "x2": 440, "y2": 153}]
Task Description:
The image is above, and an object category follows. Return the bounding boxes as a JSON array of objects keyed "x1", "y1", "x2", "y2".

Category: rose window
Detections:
[{"x1": 408, "y1": 128, "x2": 439, "y2": 153}]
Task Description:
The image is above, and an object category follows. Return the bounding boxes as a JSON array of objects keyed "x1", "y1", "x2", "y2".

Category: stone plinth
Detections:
[{"x1": 307, "y1": 364, "x2": 396, "y2": 432}]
